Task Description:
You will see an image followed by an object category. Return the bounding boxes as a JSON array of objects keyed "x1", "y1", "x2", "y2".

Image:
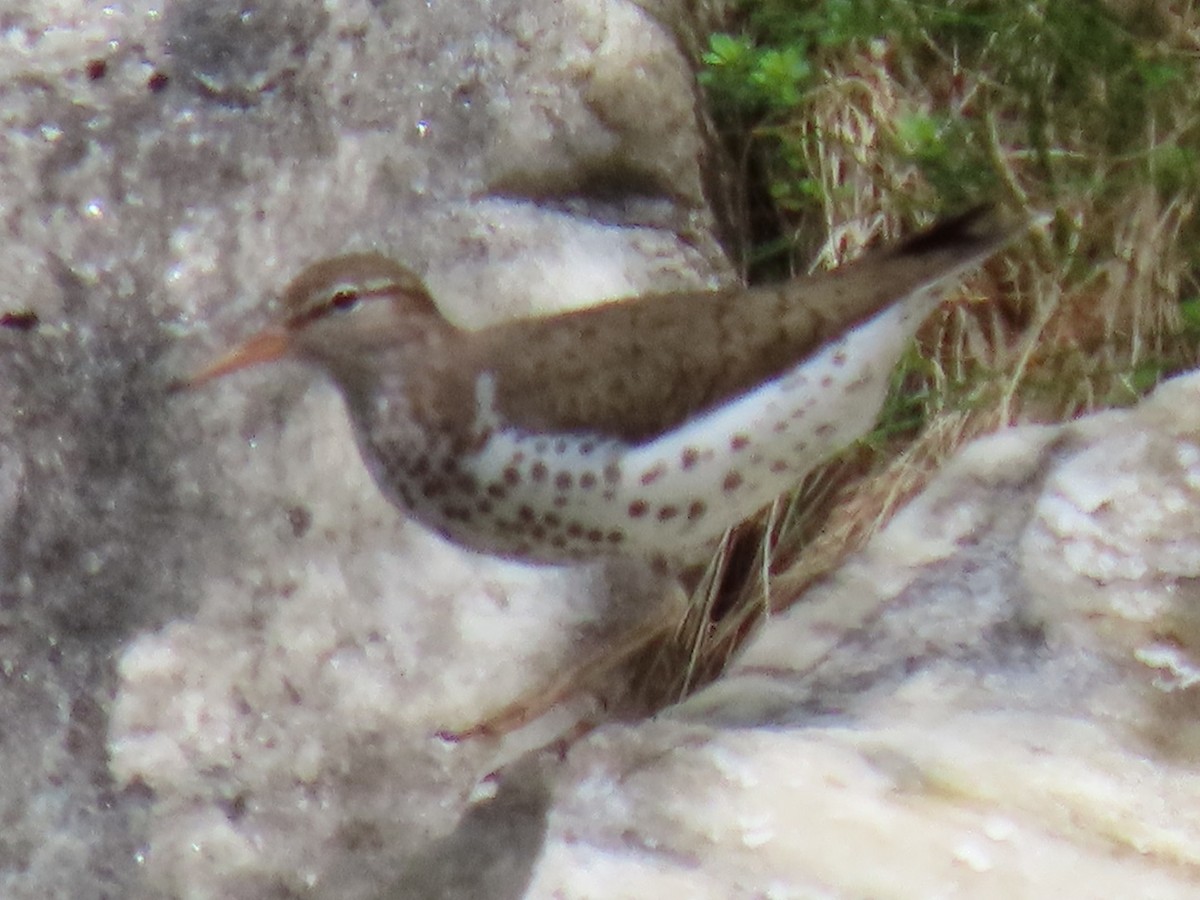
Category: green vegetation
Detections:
[
  {"x1": 702, "y1": 1, "x2": 1200, "y2": 225},
  {"x1": 699, "y1": 0, "x2": 1200, "y2": 421},
  {"x1": 664, "y1": 0, "x2": 1200, "y2": 691}
]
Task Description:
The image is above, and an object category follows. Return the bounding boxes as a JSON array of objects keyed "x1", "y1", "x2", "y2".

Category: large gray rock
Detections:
[
  {"x1": 0, "y1": 2, "x2": 724, "y2": 897},
  {"x1": 522, "y1": 373, "x2": 1200, "y2": 898}
]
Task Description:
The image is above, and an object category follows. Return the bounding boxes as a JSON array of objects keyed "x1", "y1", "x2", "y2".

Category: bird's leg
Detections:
[{"x1": 439, "y1": 563, "x2": 688, "y2": 742}]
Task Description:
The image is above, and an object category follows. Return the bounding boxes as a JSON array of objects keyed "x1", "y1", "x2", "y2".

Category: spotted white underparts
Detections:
[{"x1": 352, "y1": 291, "x2": 932, "y2": 563}]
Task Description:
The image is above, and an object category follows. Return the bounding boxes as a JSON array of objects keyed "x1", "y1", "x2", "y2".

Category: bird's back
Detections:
[{"x1": 480, "y1": 207, "x2": 1016, "y2": 445}]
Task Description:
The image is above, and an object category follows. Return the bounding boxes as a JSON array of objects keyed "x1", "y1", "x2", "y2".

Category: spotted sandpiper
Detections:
[{"x1": 184, "y1": 208, "x2": 1027, "y2": 565}]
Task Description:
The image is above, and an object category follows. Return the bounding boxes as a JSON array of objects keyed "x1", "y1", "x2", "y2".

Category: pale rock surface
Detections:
[
  {"x1": 521, "y1": 373, "x2": 1200, "y2": 898},
  {"x1": 0, "y1": 1, "x2": 722, "y2": 898}
]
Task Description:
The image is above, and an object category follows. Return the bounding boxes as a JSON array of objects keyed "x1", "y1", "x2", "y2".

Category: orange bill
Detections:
[{"x1": 178, "y1": 329, "x2": 292, "y2": 389}]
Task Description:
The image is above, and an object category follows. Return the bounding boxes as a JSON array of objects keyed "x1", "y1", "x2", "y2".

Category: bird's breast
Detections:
[{"x1": 342, "y1": 301, "x2": 916, "y2": 563}]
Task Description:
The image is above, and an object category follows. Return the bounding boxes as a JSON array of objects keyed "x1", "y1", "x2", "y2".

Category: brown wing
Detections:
[{"x1": 477, "y1": 208, "x2": 1020, "y2": 444}]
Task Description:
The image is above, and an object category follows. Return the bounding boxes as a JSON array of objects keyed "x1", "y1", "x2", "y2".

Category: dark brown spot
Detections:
[
  {"x1": 531, "y1": 462, "x2": 548, "y2": 483},
  {"x1": 477, "y1": 499, "x2": 494, "y2": 515},
  {"x1": 440, "y1": 504, "x2": 472, "y2": 522},
  {"x1": 815, "y1": 423, "x2": 836, "y2": 437},
  {"x1": 503, "y1": 467, "x2": 521, "y2": 486},
  {"x1": 566, "y1": 523, "x2": 583, "y2": 538},
  {"x1": 687, "y1": 501, "x2": 706, "y2": 521},
  {"x1": 86, "y1": 58, "x2": 108, "y2": 80},
  {"x1": 518, "y1": 505, "x2": 535, "y2": 522},
  {"x1": 486, "y1": 483, "x2": 507, "y2": 499},
  {"x1": 640, "y1": 463, "x2": 667, "y2": 486},
  {"x1": 147, "y1": 70, "x2": 169, "y2": 92},
  {"x1": 422, "y1": 479, "x2": 447, "y2": 499},
  {"x1": 628, "y1": 500, "x2": 648, "y2": 518},
  {"x1": 287, "y1": 506, "x2": 312, "y2": 538},
  {"x1": 730, "y1": 434, "x2": 751, "y2": 452},
  {"x1": 469, "y1": 426, "x2": 493, "y2": 454},
  {"x1": 531, "y1": 525, "x2": 547, "y2": 540},
  {"x1": 587, "y1": 529, "x2": 603, "y2": 542},
  {"x1": 544, "y1": 513, "x2": 561, "y2": 528},
  {"x1": 455, "y1": 474, "x2": 478, "y2": 493},
  {"x1": 551, "y1": 535, "x2": 567, "y2": 549},
  {"x1": 580, "y1": 441, "x2": 596, "y2": 455},
  {"x1": 555, "y1": 472, "x2": 573, "y2": 491},
  {"x1": 723, "y1": 471, "x2": 743, "y2": 492},
  {"x1": 441, "y1": 457, "x2": 459, "y2": 474},
  {"x1": 579, "y1": 472, "x2": 597, "y2": 490},
  {"x1": 657, "y1": 506, "x2": 679, "y2": 521},
  {"x1": 681, "y1": 447, "x2": 700, "y2": 470},
  {"x1": 770, "y1": 460, "x2": 789, "y2": 473},
  {"x1": 411, "y1": 458, "x2": 430, "y2": 477},
  {"x1": 607, "y1": 531, "x2": 625, "y2": 544},
  {"x1": 0, "y1": 311, "x2": 39, "y2": 331}
]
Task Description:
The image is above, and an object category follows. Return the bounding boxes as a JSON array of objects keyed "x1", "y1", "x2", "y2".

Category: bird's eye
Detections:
[{"x1": 329, "y1": 288, "x2": 360, "y2": 311}]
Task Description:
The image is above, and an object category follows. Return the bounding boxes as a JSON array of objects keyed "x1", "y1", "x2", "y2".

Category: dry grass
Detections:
[{"x1": 628, "y1": 1, "x2": 1200, "y2": 710}]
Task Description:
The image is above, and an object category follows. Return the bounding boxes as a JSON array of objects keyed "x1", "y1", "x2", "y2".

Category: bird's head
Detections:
[{"x1": 182, "y1": 252, "x2": 449, "y2": 389}]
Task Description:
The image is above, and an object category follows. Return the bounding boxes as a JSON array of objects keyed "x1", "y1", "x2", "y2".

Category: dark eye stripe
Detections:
[{"x1": 286, "y1": 283, "x2": 399, "y2": 329}]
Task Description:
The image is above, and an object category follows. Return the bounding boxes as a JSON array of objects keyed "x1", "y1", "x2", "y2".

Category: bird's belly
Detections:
[{"x1": 389, "y1": 308, "x2": 912, "y2": 563}]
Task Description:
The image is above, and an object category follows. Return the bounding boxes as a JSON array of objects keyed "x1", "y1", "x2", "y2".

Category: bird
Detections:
[{"x1": 183, "y1": 207, "x2": 1027, "y2": 566}]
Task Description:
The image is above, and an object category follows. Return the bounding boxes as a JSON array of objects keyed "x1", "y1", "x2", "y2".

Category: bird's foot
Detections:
[{"x1": 437, "y1": 607, "x2": 677, "y2": 743}]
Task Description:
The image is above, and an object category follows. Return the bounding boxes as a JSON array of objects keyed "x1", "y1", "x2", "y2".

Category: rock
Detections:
[
  {"x1": 0, "y1": 1, "x2": 722, "y2": 897},
  {"x1": 524, "y1": 372, "x2": 1200, "y2": 898}
]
